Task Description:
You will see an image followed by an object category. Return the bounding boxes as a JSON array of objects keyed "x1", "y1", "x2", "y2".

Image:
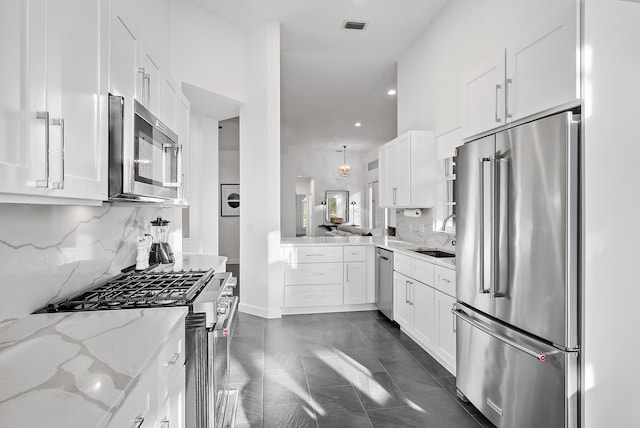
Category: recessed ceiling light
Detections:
[
  {"x1": 354, "y1": 122, "x2": 362, "y2": 127},
  {"x1": 387, "y1": 89, "x2": 397, "y2": 95}
]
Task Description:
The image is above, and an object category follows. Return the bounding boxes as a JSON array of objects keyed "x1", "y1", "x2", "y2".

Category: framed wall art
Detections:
[{"x1": 221, "y1": 184, "x2": 240, "y2": 217}]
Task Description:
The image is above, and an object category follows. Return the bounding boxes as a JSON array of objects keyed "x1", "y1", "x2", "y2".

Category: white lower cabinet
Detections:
[
  {"x1": 108, "y1": 316, "x2": 185, "y2": 428},
  {"x1": 393, "y1": 272, "x2": 412, "y2": 330},
  {"x1": 157, "y1": 366, "x2": 185, "y2": 428},
  {"x1": 435, "y1": 291, "x2": 457, "y2": 371},
  {"x1": 412, "y1": 281, "x2": 436, "y2": 350},
  {"x1": 393, "y1": 254, "x2": 457, "y2": 375},
  {"x1": 282, "y1": 245, "x2": 375, "y2": 311},
  {"x1": 344, "y1": 262, "x2": 367, "y2": 304},
  {"x1": 394, "y1": 273, "x2": 436, "y2": 350}
]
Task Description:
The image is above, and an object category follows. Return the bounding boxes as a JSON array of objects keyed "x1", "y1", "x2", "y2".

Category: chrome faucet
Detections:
[{"x1": 441, "y1": 213, "x2": 456, "y2": 231}]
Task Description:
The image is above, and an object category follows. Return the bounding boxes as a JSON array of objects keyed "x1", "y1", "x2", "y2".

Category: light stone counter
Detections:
[
  {"x1": 0, "y1": 307, "x2": 187, "y2": 428},
  {"x1": 153, "y1": 252, "x2": 228, "y2": 272},
  {"x1": 372, "y1": 237, "x2": 456, "y2": 269},
  {"x1": 280, "y1": 236, "x2": 376, "y2": 246},
  {"x1": 280, "y1": 236, "x2": 455, "y2": 269}
]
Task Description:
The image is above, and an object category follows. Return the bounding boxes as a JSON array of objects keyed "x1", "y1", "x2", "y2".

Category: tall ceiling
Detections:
[{"x1": 195, "y1": 0, "x2": 448, "y2": 152}]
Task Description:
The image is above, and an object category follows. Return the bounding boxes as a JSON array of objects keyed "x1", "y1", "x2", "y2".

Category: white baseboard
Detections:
[
  {"x1": 280, "y1": 303, "x2": 378, "y2": 316},
  {"x1": 238, "y1": 302, "x2": 281, "y2": 319}
]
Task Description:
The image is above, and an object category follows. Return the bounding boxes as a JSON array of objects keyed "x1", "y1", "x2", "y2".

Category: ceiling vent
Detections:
[{"x1": 343, "y1": 20, "x2": 368, "y2": 31}]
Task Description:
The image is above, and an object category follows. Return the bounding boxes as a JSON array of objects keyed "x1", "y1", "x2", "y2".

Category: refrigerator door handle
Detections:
[
  {"x1": 479, "y1": 157, "x2": 491, "y2": 294},
  {"x1": 452, "y1": 308, "x2": 559, "y2": 362},
  {"x1": 489, "y1": 155, "x2": 506, "y2": 299}
]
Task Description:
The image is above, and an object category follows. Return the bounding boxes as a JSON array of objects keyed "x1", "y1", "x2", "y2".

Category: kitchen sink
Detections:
[{"x1": 413, "y1": 249, "x2": 455, "y2": 258}]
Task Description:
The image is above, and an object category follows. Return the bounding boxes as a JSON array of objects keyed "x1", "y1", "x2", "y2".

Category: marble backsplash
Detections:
[
  {"x1": 0, "y1": 203, "x2": 181, "y2": 323},
  {"x1": 394, "y1": 208, "x2": 456, "y2": 251}
]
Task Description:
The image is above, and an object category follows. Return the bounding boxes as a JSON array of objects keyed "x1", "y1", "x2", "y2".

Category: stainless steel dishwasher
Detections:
[{"x1": 375, "y1": 247, "x2": 394, "y2": 320}]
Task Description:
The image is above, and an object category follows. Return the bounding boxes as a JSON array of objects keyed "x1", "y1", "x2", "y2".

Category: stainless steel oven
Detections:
[{"x1": 108, "y1": 95, "x2": 182, "y2": 202}]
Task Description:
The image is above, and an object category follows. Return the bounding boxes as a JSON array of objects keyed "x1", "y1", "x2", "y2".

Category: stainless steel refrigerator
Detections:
[{"x1": 453, "y1": 110, "x2": 580, "y2": 428}]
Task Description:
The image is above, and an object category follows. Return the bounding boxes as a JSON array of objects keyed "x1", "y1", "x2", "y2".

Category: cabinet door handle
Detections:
[
  {"x1": 405, "y1": 280, "x2": 410, "y2": 304},
  {"x1": 505, "y1": 78, "x2": 513, "y2": 119},
  {"x1": 133, "y1": 416, "x2": 145, "y2": 428},
  {"x1": 410, "y1": 281, "x2": 414, "y2": 305},
  {"x1": 165, "y1": 352, "x2": 180, "y2": 366},
  {"x1": 51, "y1": 118, "x2": 65, "y2": 189},
  {"x1": 160, "y1": 418, "x2": 170, "y2": 428},
  {"x1": 35, "y1": 111, "x2": 50, "y2": 188},
  {"x1": 143, "y1": 74, "x2": 151, "y2": 106},
  {"x1": 346, "y1": 265, "x2": 349, "y2": 282},
  {"x1": 494, "y1": 84, "x2": 502, "y2": 123},
  {"x1": 137, "y1": 68, "x2": 146, "y2": 104}
]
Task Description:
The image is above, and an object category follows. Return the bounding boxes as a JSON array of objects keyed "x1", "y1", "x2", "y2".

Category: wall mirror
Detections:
[{"x1": 325, "y1": 190, "x2": 349, "y2": 224}]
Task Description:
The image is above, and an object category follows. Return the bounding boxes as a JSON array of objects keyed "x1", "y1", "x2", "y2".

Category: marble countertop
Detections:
[
  {"x1": 280, "y1": 236, "x2": 455, "y2": 269},
  {"x1": 0, "y1": 307, "x2": 187, "y2": 428},
  {"x1": 280, "y1": 236, "x2": 376, "y2": 246},
  {"x1": 153, "y1": 252, "x2": 228, "y2": 272}
]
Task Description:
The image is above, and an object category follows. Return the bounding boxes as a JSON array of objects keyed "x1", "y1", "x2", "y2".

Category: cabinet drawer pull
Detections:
[
  {"x1": 441, "y1": 278, "x2": 451, "y2": 283},
  {"x1": 133, "y1": 416, "x2": 145, "y2": 428},
  {"x1": 165, "y1": 352, "x2": 180, "y2": 366},
  {"x1": 160, "y1": 418, "x2": 170, "y2": 428},
  {"x1": 305, "y1": 272, "x2": 324, "y2": 276},
  {"x1": 305, "y1": 253, "x2": 325, "y2": 257}
]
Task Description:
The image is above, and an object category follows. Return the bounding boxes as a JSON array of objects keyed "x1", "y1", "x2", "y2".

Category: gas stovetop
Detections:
[{"x1": 43, "y1": 269, "x2": 217, "y2": 312}]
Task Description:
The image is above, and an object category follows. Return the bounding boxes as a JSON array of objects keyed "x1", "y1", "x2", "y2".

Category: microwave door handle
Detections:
[{"x1": 161, "y1": 143, "x2": 182, "y2": 188}]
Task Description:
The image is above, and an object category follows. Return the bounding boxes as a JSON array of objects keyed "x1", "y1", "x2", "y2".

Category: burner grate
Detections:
[{"x1": 56, "y1": 269, "x2": 214, "y2": 311}]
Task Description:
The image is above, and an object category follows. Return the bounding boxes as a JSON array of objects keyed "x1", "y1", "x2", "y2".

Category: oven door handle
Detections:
[{"x1": 212, "y1": 296, "x2": 239, "y2": 338}]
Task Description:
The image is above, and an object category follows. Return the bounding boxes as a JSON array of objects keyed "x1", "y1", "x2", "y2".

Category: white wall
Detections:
[
  {"x1": 183, "y1": 116, "x2": 220, "y2": 255},
  {"x1": 219, "y1": 150, "x2": 240, "y2": 263},
  {"x1": 582, "y1": 0, "x2": 640, "y2": 425},
  {"x1": 239, "y1": 22, "x2": 282, "y2": 318},
  {"x1": 168, "y1": 0, "x2": 247, "y2": 103},
  {"x1": 281, "y1": 147, "x2": 369, "y2": 237},
  {"x1": 398, "y1": 0, "x2": 573, "y2": 136}
]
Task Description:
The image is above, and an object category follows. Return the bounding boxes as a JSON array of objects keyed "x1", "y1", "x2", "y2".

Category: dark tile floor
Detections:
[{"x1": 229, "y1": 310, "x2": 494, "y2": 428}]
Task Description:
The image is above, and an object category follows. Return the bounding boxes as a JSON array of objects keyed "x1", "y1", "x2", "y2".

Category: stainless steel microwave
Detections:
[{"x1": 108, "y1": 95, "x2": 182, "y2": 202}]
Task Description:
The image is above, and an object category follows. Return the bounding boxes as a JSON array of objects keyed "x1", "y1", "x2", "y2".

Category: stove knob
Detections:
[{"x1": 217, "y1": 300, "x2": 229, "y2": 315}]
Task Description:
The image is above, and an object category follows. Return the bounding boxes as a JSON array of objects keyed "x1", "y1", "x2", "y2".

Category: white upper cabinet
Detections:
[
  {"x1": 505, "y1": 3, "x2": 579, "y2": 122},
  {"x1": 378, "y1": 131, "x2": 436, "y2": 208},
  {"x1": 138, "y1": 48, "x2": 162, "y2": 117},
  {"x1": 162, "y1": 76, "x2": 179, "y2": 132},
  {"x1": 0, "y1": 0, "x2": 107, "y2": 204},
  {"x1": 461, "y1": 2, "x2": 579, "y2": 139},
  {"x1": 461, "y1": 54, "x2": 506, "y2": 138}
]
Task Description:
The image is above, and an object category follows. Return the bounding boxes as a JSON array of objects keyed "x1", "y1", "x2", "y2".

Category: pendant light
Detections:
[{"x1": 339, "y1": 145, "x2": 351, "y2": 177}]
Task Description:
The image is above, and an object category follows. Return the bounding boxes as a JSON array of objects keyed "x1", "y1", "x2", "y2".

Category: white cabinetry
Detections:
[
  {"x1": 461, "y1": 2, "x2": 579, "y2": 138},
  {"x1": 434, "y1": 291, "x2": 456, "y2": 371},
  {"x1": 378, "y1": 131, "x2": 436, "y2": 208},
  {"x1": 138, "y1": 49, "x2": 162, "y2": 117},
  {"x1": 393, "y1": 251, "x2": 457, "y2": 374},
  {"x1": 282, "y1": 244, "x2": 375, "y2": 312},
  {"x1": 0, "y1": 0, "x2": 107, "y2": 204},
  {"x1": 109, "y1": 316, "x2": 186, "y2": 428}
]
